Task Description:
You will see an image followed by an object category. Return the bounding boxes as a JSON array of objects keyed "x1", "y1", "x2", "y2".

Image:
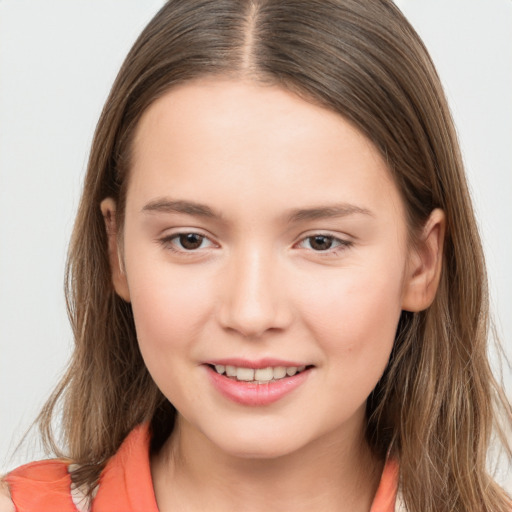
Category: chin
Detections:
[
  {"x1": 206, "y1": 424, "x2": 309, "y2": 460},
  {"x1": 219, "y1": 441, "x2": 300, "y2": 460}
]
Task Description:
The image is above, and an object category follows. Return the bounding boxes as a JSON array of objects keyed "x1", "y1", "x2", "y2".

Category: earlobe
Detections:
[
  {"x1": 100, "y1": 198, "x2": 131, "y2": 302},
  {"x1": 401, "y1": 208, "x2": 446, "y2": 312}
]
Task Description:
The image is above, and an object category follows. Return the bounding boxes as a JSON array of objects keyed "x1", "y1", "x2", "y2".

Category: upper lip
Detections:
[{"x1": 205, "y1": 358, "x2": 311, "y2": 369}]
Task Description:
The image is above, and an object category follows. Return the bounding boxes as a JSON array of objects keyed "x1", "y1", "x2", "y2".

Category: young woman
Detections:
[{"x1": 2, "y1": 1, "x2": 511, "y2": 511}]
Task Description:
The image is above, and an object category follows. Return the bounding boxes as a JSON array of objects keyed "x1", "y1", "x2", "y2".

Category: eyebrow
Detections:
[
  {"x1": 142, "y1": 198, "x2": 373, "y2": 223},
  {"x1": 285, "y1": 204, "x2": 374, "y2": 223},
  {"x1": 142, "y1": 198, "x2": 221, "y2": 219}
]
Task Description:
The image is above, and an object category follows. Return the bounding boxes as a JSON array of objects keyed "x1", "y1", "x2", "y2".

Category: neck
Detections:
[{"x1": 151, "y1": 413, "x2": 384, "y2": 512}]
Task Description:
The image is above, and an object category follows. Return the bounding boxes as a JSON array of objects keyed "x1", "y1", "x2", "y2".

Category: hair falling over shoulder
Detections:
[{"x1": 35, "y1": 1, "x2": 511, "y2": 510}]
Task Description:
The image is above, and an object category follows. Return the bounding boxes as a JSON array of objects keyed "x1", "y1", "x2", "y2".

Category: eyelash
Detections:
[
  {"x1": 296, "y1": 234, "x2": 353, "y2": 255},
  {"x1": 159, "y1": 232, "x2": 353, "y2": 256},
  {"x1": 160, "y1": 233, "x2": 215, "y2": 254}
]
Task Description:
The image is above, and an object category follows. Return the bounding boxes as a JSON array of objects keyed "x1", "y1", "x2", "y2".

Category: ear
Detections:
[
  {"x1": 401, "y1": 208, "x2": 446, "y2": 312},
  {"x1": 100, "y1": 198, "x2": 131, "y2": 302}
]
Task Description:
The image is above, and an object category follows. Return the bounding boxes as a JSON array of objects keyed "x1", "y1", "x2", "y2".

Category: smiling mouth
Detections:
[{"x1": 208, "y1": 364, "x2": 311, "y2": 384}]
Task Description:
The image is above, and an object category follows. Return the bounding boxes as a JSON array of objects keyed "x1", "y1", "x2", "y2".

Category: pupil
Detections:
[
  {"x1": 180, "y1": 233, "x2": 203, "y2": 250},
  {"x1": 311, "y1": 236, "x2": 332, "y2": 251}
]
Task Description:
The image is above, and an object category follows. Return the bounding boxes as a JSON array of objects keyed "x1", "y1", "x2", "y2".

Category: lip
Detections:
[
  {"x1": 204, "y1": 363, "x2": 312, "y2": 406},
  {"x1": 206, "y1": 357, "x2": 308, "y2": 369}
]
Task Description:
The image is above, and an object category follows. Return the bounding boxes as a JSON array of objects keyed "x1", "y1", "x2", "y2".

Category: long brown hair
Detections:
[{"x1": 36, "y1": 1, "x2": 511, "y2": 510}]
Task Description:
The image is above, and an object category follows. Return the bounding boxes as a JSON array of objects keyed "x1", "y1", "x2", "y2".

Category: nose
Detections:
[{"x1": 217, "y1": 247, "x2": 293, "y2": 339}]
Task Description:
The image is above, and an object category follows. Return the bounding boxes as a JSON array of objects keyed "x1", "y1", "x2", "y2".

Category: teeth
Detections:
[
  {"x1": 254, "y1": 367, "x2": 274, "y2": 382},
  {"x1": 212, "y1": 364, "x2": 307, "y2": 382},
  {"x1": 236, "y1": 367, "x2": 255, "y2": 381},
  {"x1": 226, "y1": 365, "x2": 237, "y2": 377},
  {"x1": 273, "y1": 366, "x2": 287, "y2": 379}
]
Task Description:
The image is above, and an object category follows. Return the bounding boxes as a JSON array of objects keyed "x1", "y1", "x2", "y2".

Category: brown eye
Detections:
[
  {"x1": 161, "y1": 232, "x2": 216, "y2": 254},
  {"x1": 296, "y1": 234, "x2": 352, "y2": 254},
  {"x1": 178, "y1": 233, "x2": 205, "y2": 250},
  {"x1": 308, "y1": 235, "x2": 334, "y2": 251}
]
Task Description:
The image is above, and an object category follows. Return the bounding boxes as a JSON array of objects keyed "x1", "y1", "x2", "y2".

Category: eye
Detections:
[
  {"x1": 297, "y1": 234, "x2": 352, "y2": 253},
  {"x1": 162, "y1": 232, "x2": 215, "y2": 252}
]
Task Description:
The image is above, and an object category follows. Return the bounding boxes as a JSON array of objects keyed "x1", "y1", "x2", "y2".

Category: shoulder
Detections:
[
  {"x1": 6, "y1": 458, "x2": 71, "y2": 482},
  {"x1": 3, "y1": 459, "x2": 76, "y2": 512},
  {"x1": 0, "y1": 480, "x2": 15, "y2": 512},
  {"x1": 1, "y1": 424, "x2": 153, "y2": 512}
]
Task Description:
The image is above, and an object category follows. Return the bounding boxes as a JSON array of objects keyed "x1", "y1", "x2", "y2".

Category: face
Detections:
[{"x1": 107, "y1": 79, "x2": 425, "y2": 459}]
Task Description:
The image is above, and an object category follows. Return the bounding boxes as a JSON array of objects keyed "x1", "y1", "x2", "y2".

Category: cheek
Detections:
[
  {"x1": 126, "y1": 263, "x2": 216, "y2": 407},
  {"x1": 299, "y1": 260, "x2": 404, "y2": 374},
  {"x1": 126, "y1": 259, "x2": 214, "y2": 357},
  {"x1": 312, "y1": 280, "x2": 400, "y2": 418}
]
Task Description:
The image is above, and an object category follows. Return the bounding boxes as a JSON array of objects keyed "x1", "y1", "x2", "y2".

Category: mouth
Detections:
[
  {"x1": 205, "y1": 360, "x2": 313, "y2": 406},
  {"x1": 207, "y1": 364, "x2": 312, "y2": 384}
]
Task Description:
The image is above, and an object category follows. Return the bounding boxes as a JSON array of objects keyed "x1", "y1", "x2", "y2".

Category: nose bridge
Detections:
[{"x1": 219, "y1": 242, "x2": 290, "y2": 338}]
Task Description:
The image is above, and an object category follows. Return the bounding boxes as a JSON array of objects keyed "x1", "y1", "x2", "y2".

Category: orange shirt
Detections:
[{"x1": 6, "y1": 424, "x2": 399, "y2": 511}]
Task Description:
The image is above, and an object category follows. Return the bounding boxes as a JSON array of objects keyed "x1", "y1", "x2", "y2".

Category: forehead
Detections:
[{"x1": 128, "y1": 78, "x2": 404, "y2": 225}]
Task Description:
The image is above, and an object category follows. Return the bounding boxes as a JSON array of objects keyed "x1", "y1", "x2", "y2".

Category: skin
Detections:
[
  {"x1": 0, "y1": 483, "x2": 14, "y2": 512},
  {"x1": 102, "y1": 78, "x2": 445, "y2": 512}
]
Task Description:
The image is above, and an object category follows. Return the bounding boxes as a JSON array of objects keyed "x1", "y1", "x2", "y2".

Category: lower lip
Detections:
[{"x1": 205, "y1": 366, "x2": 311, "y2": 406}]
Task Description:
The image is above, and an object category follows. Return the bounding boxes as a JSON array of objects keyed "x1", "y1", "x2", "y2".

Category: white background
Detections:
[{"x1": 1, "y1": 0, "x2": 511, "y2": 489}]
